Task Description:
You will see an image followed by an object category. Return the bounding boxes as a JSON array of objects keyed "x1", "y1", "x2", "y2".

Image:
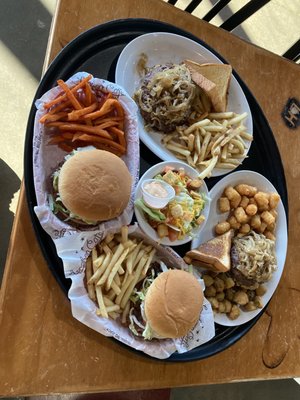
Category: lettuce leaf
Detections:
[
  {"x1": 135, "y1": 198, "x2": 166, "y2": 222},
  {"x1": 142, "y1": 322, "x2": 155, "y2": 340}
]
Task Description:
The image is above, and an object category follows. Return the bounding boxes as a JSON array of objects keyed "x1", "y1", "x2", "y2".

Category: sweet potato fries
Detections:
[{"x1": 40, "y1": 75, "x2": 127, "y2": 156}]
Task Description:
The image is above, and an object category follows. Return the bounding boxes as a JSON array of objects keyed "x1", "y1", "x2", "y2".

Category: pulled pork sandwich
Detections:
[
  {"x1": 128, "y1": 266, "x2": 204, "y2": 340},
  {"x1": 49, "y1": 149, "x2": 132, "y2": 226},
  {"x1": 230, "y1": 230, "x2": 277, "y2": 290}
]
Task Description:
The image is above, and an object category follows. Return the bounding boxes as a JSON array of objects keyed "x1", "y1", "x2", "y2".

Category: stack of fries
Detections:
[
  {"x1": 40, "y1": 75, "x2": 127, "y2": 156},
  {"x1": 162, "y1": 112, "x2": 252, "y2": 179},
  {"x1": 86, "y1": 227, "x2": 156, "y2": 322}
]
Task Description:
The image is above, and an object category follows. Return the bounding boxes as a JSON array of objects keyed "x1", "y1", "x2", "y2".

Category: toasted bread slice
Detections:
[
  {"x1": 184, "y1": 60, "x2": 232, "y2": 112},
  {"x1": 186, "y1": 230, "x2": 233, "y2": 273},
  {"x1": 184, "y1": 60, "x2": 216, "y2": 93}
]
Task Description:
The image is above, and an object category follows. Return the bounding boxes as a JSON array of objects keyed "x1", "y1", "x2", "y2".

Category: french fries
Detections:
[
  {"x1": 40, "y1": 75, "x2": 127, "y2": 156},
  {"x1": 161, "y1": 112, "x2": 252, "y2": 179},
  {"x1": 86, "y1": 226, "x2": 156, "y2": 321}
]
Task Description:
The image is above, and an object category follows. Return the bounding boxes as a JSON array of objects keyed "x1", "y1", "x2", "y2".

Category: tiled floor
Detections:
[
  {"x1": 1, "y1": 0, "x2": 299, "y2": 398},
  {"x1": 2, "y1": 379, "x2": 300, "y2": 400}
]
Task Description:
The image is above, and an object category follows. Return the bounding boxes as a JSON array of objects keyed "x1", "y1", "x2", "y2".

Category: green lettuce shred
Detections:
[
  {"x1": 142, "y1": 322, "x2": 155, "y2": 340},
  {"x1": 134, "y1": 198, "x2": 166, "y2": 222}
]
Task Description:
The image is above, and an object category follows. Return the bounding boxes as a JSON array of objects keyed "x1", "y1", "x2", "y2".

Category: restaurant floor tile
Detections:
[
  {"x1": 171, "y1": 379, "x2": 300, "y2": 400},
  {"x1": 4, "y1": 380, "x2": 300, "y2": 400},
  {"x1": 28, "y1": 389, "x2": 171, "y2": 400}
]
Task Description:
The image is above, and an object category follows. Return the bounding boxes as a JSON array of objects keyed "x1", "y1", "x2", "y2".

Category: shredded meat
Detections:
[
  {"x1": 134, "y1": 63, "x2": 200, "y2": 133},
  {"x1": 230, "y1": 231, "x2": 277, "y2": 289}
]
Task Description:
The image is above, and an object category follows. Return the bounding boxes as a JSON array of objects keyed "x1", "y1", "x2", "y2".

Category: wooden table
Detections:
[{"x1": 0, "y1": 0, "x2": 299, "y2": 396}]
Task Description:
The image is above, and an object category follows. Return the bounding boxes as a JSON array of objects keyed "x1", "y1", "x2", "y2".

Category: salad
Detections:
[{"x1": 135, "y1": 166, "x2": 206, "y2": 241}]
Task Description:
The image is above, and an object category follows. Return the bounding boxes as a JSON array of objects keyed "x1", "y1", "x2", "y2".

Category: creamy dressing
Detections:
[{"x1": 144, "y1": 181, "x2": 168, "y2": 198}]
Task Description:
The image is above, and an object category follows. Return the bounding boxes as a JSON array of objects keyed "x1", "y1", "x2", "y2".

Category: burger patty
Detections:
[
  {"x1": 51, "y1": 179, "x2": 98, "y2": 229},
  {"x1": 127, "y1": 261, "x2": 162, "y2": 334},
  {"x1": 230, "y1": 245, "x2": 258, "y2": 289}
]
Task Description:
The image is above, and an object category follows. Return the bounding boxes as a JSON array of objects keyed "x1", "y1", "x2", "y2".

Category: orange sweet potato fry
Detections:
[
  {"x1": 61, "y1": 132, "x2": 74, "y2": 140},
  {"x1": 93, "y1": 116, "x2": 123, "y2": 125},
  {"x1": 96, "y1": 121, "x2": 119, "y2": 129},
  {"x1": 40, "y1": 112, "x2": 68, "y2": 124},
  {"x1": 43, "y1": 75, "x2": 92, "y2": 109},
  {"x1": 76, "y1": 134, "x2": 126, "y2": 155},
  {"x1": 113, "y1": 99, "x2": 124, "y2": 119},
  {"x1": 96, "y1": 92, "x2": 113, "y2": 109},
  {"x1": 48, "y1": 136, "x2": 66, "y2": 144},
  {"x1": 71, "y1": 132, "x2": 83, "y2": 142},
  {"x1": 67, "y1": 102, "x2": 98, "y2": 121},
  {"x1": 57, "y1": 79, "x2": 82, "y2": 110},
  {"x1": 41, "y1": 76, "x2": 127, "y2": 156},
  {"x1": 83, "y1": 99, "x2": 124, "y2": 120},
  {"x1": 90, "y1": 143, "x2": 123, "y2": 157},
  {"x1": 46, "y1": 122, "x2": 113, "y2": 140},
  {"x1": 83, "y1": 98, "x2": 115, "y2": 120},
  {"x1": 59, "y1": 142, "x2": 74, "y2": 152},
  {"x1": 85, "y1": 82, "x2": 93, "y2": 106},
  {"x1": 109, "y1": 126, "x2": 126, "y2": 147},
  {"x1": 48, "y1": 100, "x2": 72, "y2": 115}
]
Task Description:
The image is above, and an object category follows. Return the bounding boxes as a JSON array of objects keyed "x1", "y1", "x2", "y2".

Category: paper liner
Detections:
[
  {"x1": 33, "y1": 72, "x2": 140, "y2": 238},
  {"x1": 66, "y1": 224, "x2": 215, "y2": 359},
  {"x1": 32, "y1": 72, "x2": 215, "y2": 359}
]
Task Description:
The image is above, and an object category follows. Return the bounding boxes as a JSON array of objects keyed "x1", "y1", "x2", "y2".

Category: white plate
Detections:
[
  {"x1": 191, "y1": 170, "x2": 288, "y2": 326},
  {"x1": 134, "y1": 161, "x2": 210, "y2": 246},
  {"x1": 116, "y1": 32, "x2": 253, "y2": 177}
]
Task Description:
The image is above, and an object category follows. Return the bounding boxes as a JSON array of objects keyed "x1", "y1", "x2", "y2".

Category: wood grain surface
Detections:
[{"x1": 0, "y1": 0, "x2": 299, "y2": 396}]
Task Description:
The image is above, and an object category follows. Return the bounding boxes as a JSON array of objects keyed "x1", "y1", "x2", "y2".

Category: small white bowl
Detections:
[
  {"x1": 141, "y1": 179, "x2": 175, "y2": 209},
  {"x1": 134, "y1": 161, "x2": 210, "y2": 246}
]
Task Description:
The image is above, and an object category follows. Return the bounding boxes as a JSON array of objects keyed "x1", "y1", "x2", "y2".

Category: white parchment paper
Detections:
[
  {"x1": 60, "y1": 224, "x2": 215, "y2": 359},
  {"x1": 33, "y1": 72, "x2": 140, "y2": 238},
  {"x1": 32, "y1": 72, "x2": 215, "y2": 359}
]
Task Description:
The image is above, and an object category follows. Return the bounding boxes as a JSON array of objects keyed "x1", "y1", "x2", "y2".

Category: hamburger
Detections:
[
  {"x1": 50, "y1": 149, "x2": 132, "y2": 226},
  {"x1": 128, "y1": 266, "x2": 204, "y2": 340}
]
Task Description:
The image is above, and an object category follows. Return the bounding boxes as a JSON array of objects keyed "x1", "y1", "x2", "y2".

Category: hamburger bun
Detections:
[
  {"x1": 144, "y1": 269, "x2": 203, "y2": 339},
  {"x1": 58, "y1": 149, "x2": 132, "y2": 222}
]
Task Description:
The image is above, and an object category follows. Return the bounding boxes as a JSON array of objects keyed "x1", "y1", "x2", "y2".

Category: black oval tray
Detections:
[{"x1": 24, "y1": 18, "x2": 288, "y2": 362}]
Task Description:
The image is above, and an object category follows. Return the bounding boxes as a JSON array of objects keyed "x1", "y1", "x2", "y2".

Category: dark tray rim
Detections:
[{"x1": 24, "y1": 18, "x2": 288, "y2": 363}]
